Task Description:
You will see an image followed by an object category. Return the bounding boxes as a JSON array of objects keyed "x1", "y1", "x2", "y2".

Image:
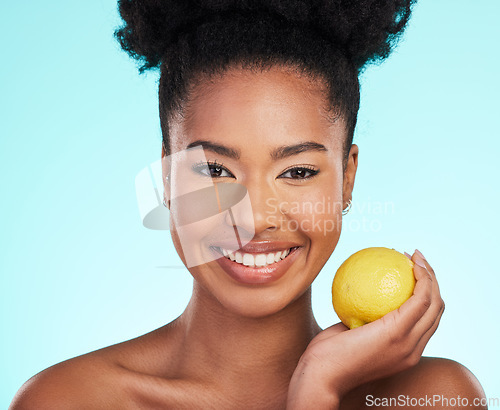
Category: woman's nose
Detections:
[{"x1": 225, "y1": 179, "x2": 283, "y2": 237}]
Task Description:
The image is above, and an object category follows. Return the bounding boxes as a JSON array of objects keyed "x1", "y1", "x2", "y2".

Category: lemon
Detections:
[{"x1": 332, "y1": 247, "x2": 415, "y2": 329}]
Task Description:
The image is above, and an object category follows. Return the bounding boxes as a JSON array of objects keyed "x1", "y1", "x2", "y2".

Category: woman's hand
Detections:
[{"x1": 286, "y1": 250, "x2": 445, "y2": 409}]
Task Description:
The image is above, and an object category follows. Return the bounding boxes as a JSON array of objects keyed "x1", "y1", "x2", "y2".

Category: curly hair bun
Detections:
[{"x1": 116, "y1": 0, "x2": 416, "y2": 72}]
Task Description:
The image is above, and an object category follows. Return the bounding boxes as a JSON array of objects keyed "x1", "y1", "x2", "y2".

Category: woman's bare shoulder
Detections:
[
  {"x1": 9, "y1": 353, "x2": 132, "y2": 409},
  {"x1": 9, "y1": 321, "x2": 183, "y2": 410},
  {"x1": 344, "y1": 356, "x2": 487, "y2": 409}
]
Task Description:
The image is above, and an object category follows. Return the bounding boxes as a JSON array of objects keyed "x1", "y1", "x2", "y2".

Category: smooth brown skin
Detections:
[{"x1": 10, "y1": 66, "x2": 487, "y2": 409}]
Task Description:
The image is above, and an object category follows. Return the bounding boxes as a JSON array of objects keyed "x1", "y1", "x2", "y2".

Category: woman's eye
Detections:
[
  {"x1": 193, "y1": 162, "x2": 234, "y2": 178},
  {"x1": 278, "y1": 167, "x2": 319, "y2": 180}
]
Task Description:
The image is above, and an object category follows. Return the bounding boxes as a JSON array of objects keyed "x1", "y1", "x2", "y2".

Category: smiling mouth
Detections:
[{"x1": 210, "y1": 246, "x2": 299, "y2": 268}]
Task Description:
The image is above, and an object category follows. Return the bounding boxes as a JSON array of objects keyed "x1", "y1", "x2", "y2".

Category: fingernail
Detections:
[
  {"x1": 404, "y1": 252, "x2": 411, "y2": 259},
  {"x1": 414, "y1": 258, "x2": 426, "y2": 269},
  {"x1": 415, "y1": 249, "x2": 425, "y2": 259}
]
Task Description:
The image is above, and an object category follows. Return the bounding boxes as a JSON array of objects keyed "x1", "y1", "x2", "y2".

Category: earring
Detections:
[
  {"x1": 342, "y1": 198, "x2": 352, "y2": 216},
  {"x1": 163, "y1": 199, "x2": 170, "y2": 209}
]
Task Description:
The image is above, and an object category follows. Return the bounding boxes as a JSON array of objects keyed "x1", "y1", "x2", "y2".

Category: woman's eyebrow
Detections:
[
  {"x1": 186, "y1": 140, "x2": 241, "y2": 159},
  {"x1": 270, "y1": 142, "x2": 328, "y2": 160},
  {"x1": 185, "y1": 140, "x2": 328, "y2": 160}
]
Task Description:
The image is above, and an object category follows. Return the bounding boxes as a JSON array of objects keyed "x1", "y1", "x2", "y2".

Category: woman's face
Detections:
[{"x1": 164, "y1": 66, "x2": 358, "y2": 318}]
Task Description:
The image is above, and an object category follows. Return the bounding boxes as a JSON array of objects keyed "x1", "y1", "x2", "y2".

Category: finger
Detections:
[
  {"x1": 415, "y1": 249, "x2": 432, "y2": 274},
  {"x1": 413, "y1": 284, "x2": 445, "y2": 343},
  {"x1": 415, "y1": 250, "x2": 441, "y2": 294},
  {"x1": 411, "y1": 253, "x2": 444, "y2": 340},
  {"x1": 411, "y1": 291, "x2": 443, "y2": 339},
  {"x1": 390, "y1": 253, "x2": 433, "y2": 334},
  {"x1": 308, "y1": 322, "x2": 348, "y2": 347},
  {"x1": 412, "y1": 297, "x2": 445, "y2": 358},
  {"x1": 412, "y1": 249, "x2": 443, "y2": 311}
]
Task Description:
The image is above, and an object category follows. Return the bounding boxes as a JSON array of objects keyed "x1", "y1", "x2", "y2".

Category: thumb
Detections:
[{"x1": 309, "y1": 322, "x2": 349, "y2": 346}]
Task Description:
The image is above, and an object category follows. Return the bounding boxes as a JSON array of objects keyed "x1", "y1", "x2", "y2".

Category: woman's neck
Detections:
[{"x1": 174, "y1": 282, "x2": 322, "y2": 401}]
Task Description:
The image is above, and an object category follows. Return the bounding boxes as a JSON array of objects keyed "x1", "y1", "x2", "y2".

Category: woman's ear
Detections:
[
  {"x1": 161, "y1": 143, "x2": 171, "y2": 210},
  {"x1": 343, "y1": 144, "x2": 359, "y2": 206}
]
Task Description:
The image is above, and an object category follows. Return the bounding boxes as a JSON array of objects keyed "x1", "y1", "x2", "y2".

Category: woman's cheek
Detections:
[{"x1": 276, "y1": 190, "x2": 343, "y2": 238}]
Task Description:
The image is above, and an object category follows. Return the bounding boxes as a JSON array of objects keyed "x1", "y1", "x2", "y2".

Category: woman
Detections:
[{"x1": 10, "y1": 0, "x2": 486, "y2": 408}]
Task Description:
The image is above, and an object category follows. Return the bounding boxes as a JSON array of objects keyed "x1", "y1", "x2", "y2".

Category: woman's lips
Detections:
[{"x1": 209, "y1": 245, "x2": 302, "y2": 285}]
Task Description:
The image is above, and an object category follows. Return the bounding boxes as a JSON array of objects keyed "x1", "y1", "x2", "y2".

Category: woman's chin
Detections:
[
  {"x1": 207, "y1": 283, "x2": 312, "y2": 320},
  {"x1": 218, "y1": 298, "x2": 292, "y2": 319},
  {"x1": 187, "y1": 241, "x2": 329, "y2": 319}
]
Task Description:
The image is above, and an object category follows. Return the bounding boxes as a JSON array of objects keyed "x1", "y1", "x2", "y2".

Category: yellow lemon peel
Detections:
[{"x1": 332, "y1": 247, "x2": 415, "y2": 329}]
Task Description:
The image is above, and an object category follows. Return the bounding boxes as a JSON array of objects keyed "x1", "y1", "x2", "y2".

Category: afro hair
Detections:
[{"x1": 115, "y1": 0, "x2": 416, "y2": 166}]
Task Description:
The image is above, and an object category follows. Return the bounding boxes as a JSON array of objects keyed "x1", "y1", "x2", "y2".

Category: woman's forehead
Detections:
[
  {"x1": 169, "y1": 67, "x2": 346, "y2": 154},
  {"x1": 185, "y1": 66, "x2": 328, "y2": 115}
]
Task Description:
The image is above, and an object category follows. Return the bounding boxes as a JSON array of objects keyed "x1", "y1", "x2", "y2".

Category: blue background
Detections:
[{"x1": 1, "y1": 0, "x2": 499, "y2": 406}]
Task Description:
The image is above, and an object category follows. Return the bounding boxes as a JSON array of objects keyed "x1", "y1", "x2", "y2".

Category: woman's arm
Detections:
[{"x1": 287, "y1": 250, "x2": 446, "y2": 408}]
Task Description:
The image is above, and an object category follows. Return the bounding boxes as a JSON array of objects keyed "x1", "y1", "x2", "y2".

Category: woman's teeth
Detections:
[{"x1": 220, "y1": 247, "x2": 293, "y2": 267}]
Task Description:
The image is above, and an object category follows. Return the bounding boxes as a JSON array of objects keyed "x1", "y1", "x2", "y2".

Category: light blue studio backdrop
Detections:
[{"x1": 1, "y1": 0, "x2": 499, "y2": 406}]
